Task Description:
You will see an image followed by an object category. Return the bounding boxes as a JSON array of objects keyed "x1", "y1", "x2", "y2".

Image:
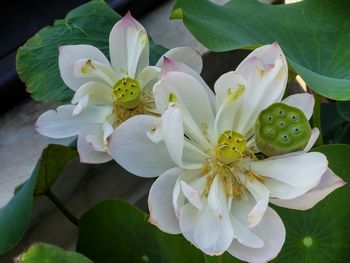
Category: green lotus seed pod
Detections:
[
  {"x1": 112, "y1": 77, "x2": 141, "y2": 109},
  {"x1": 255, "y1": 102, "x2": 311, "y2": 156}
]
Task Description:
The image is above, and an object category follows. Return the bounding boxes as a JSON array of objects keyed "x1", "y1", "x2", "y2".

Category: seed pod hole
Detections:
[{"x1": 255, "y1": 102, "x2": 311, "y2": 156}]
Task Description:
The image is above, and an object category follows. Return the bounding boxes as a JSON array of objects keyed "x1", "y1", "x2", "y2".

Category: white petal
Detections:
[
  {"x1": 103, "y1": 122, "x2": 114, "y2": 145},
  {"x1": 162, "y1": 107, "x2": 184, "y2": 167},
  {"x1": 73, "y1": 58, "x2": 117, "y2": 86},
  {"x1": 146, "y1": 117, "x2": 164, "y2": 143},
  {"x1": 207, "y1": 175, "x2": 228, "y2": 215},
  {"x1": 73, "y1": 94, "x2": 89, "y2": 116},
  {"x1": 303, "y1": 128, "x2": 319, "y2": 152},
  {"x1": 228, "y1": 208, "x2": 285, "y2": 263},
  {"x1": 108, "y1": 115, "x2": 175, "y2": 177},
  {"x1": 36, "y1": 105, "x2": 113, "y2": 139},
  {"x1": 148, "y1": 167, "x2": 183, "y2": 234},
  {"x1": 282, "y1": 93, "x2": 314, "y2": 120},
  {"x1": 214, "y1": 71, "x2": 246, "y2": 135},
  {"x1": 154, "y1": 71, "x2": 215, "y2": 145},
  {"x1": 160, "y1": 57, "x2": 215, "y2": 111},
  {"x1": 179, "y1": 203, "x2": 234, "y2": 256},
  {"x1": 264, "y1": 178, "x2": 316, "y2": 200},
  {"x1": 162, "y1": 107, "x2": 204, "y2": 169},
  {"x1": 250, "y1": 152, "x2": 328, "y2": 188},
  {"x1": 243, "y1": 177, "x2": 270, "y2": 228},
  {"x1": 230, "y1": 215, "x2": 264, "y2": 249},
  {"x1": 77, "y1": 124, "x2": 112, "y2": 164},
  {"x1": 235, "y1": 43, "x2": 288, "y2": 135},
  {"x1": 109, "y1": 12, "x2": 149, "y2": 78},
  {"x1": 156, "y1": 47, "x2": 203, "y2": 73},
  {"x1": 180, "y1": 180, "x2": 203, "y2": 210},
  {"x1": 136, "y1": 66, "x2": 161, "y2": 91},
  {"x1": 59, "y1": 45, "x2": 112, "y2": 91},
  {"x1": 174, "y1": 170, "x2": 206, "y2": 217},
  {"x1": 271, "y1": 168, "x2": 346, "y2": 210},
  {"x1": 72, "y1": 81, "x2": 113, "y2": 105}
]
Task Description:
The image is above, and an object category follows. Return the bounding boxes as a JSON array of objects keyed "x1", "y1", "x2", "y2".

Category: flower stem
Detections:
[
  {"x1": 313, "y1": 92, "x2": 324, "y2": 146},
  {"x1": 45, "y1": 190, "x2": 78, "y2": 226}
]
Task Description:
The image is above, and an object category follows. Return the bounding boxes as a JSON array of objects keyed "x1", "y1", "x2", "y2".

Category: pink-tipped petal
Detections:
[
  {"x1": 109, "y1": 12, "x2": 149, "y2": 78},
  {"x1": 157, "y1": 47, "x2": 203, "y2": 74},
  {"x1": 235, "y1": 43, "x2": 288, "y2": 135},
  {"x1": 270, "y1": 168, "x2": 346, "y2": 210}
]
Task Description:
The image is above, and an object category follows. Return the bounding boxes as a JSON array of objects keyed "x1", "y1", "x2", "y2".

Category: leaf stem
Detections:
[
  {"x1": 45, "y1": 190, "x2": 78, "y2": 226},
  {"x1": 313, "y1": 92, "x2": 324, "y2": 146}
]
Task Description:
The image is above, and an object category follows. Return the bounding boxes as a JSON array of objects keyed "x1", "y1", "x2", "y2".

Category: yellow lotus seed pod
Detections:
[
  {"x1": 216, "y1": 130, "x2": 246, "y2": 165},
  {"x1": 112, "y1": 77, "x2": 141, "y2": 109}
]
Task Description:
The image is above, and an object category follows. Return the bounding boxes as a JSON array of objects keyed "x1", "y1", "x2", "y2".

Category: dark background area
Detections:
[{"x1": 0, "y1": 0, "x2": 167, "y2": 114}]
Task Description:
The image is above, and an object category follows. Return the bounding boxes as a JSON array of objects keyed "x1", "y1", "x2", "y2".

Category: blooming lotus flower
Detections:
[
  {"x1": 109, "y1": 43, "x2": 345, "y2": 262},
  {"x1": 35, "y1": 12, "x2": 202, "y2": 164}
]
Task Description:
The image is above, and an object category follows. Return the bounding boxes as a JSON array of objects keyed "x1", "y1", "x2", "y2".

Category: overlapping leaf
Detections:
[{"x1": 172, "y1": 0, "x2": 350, "y2": 100}]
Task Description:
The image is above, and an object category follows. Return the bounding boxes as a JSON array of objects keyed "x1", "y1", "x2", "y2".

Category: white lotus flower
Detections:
[
  {"x1": 35, "y1": 12, "x2": 202, "y2": 164},
  {"x1": 109, "y1": 43, "x2": 345, "y2": 262}
]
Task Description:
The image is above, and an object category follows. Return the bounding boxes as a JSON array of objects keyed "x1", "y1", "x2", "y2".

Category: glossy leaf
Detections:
[
  {"x1": 76, "y1": 199, "x2": 205, "y2": 263},
  {"x1": 34, "y1": 144, "x2": 78, "y2": 196},
  {"x1": 0, "y1": 144, "x2": 77, "y2": 254},
  {"x1": 172, "y1": 0, "x2": 350, "y2": 100},
  {"x1": 19, "y1": 243, "x2": 92, "y2": 263},
  {"x1": 17, "y1": 0, "x2": 166, "y2": 102},
  {"x1": 270, "y1": 144, "x2": 350, "y2": 262},
  {"x1": 0, "y1": 164, "x2": 38, "y2": 254}
]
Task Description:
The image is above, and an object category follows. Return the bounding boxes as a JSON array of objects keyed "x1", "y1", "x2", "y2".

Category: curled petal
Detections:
[
  {"x1": 73, "y1": 58, "x2": 117, "y2": 86},
  {"x1": 235, "y1": 43, "x2": 288, "y2": 135},
  {"x1": 160, "y1": 57, "x2": 215, "y2": 111},
  {"x1": 303, "y1": 128, "x2": 319, "y2": 152},
  {"x1": 156, "y1": 47, "x2": 203, "y2": 74},
  {"x1": 148, "y1": 167, "x2": 183, "y2": 234},
  {"x1": 109, "y1": 12, "x2": 149, "y2": 78},
  {"x1": 58, "y1": 45, "x2": 112, "y2": 91},
  {"x1": 180, "y1": 180, "x2": 203, "y2": 210},
  {"x1": 36, "y1": 105, "x2": 113, "y2": 139},
  {"x1": 77, "y1": 124, "x2": 112, "y2": 164},
  {"x1": 71, "y1": 81, "x2": 113, "y2": 107},
  {"x1": 162, "y1": 107, "x2": 204, "y2": 169},
  {"x1": 244, "y1": 179, "x2": 270, "y2": 228},
  {"x1": 270, "y1": 168, "x2": 346, "y2": 210},
  {"x1": 136, "y1": 66, "x2": 161, "y2": 91},
  {"x1": 282, "y1": 93, "x2": 314, "y2": 120},
  {"x1": 179, "y1": 202, "x2": 234, "y2": 256},
  {"x1": 108, "y1": 115, "x2": 175, "y2": 178},
  {"x1": 228, "y1": 208, "x2": 285, "y2": 263},
  {"x1": 154, "y1": 71, "x2": 215, "y2": 146},
  {"x1": 250, "y1": 151, "x2": 328, "y2": 189},
  {"x1": 230, "y1": 215, "x2": 264, "y2": 249}
]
